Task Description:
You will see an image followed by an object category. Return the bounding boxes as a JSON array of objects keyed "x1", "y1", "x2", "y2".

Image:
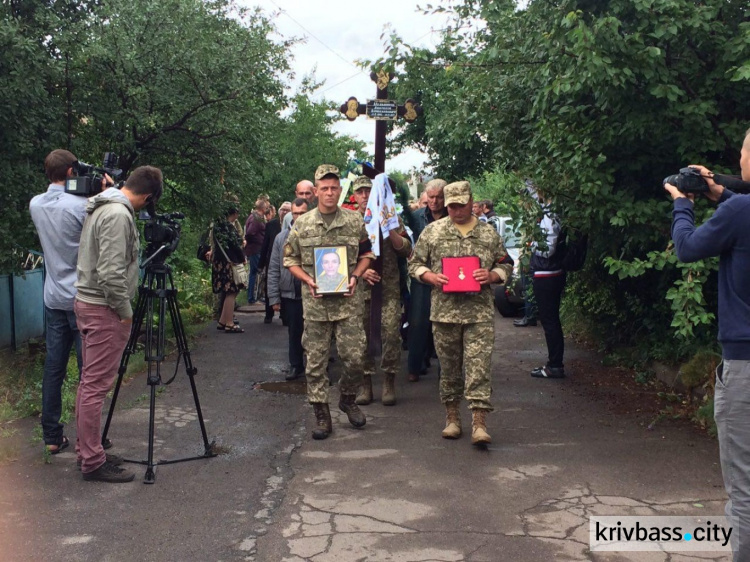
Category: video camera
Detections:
[
  {"x1": 140, "y1": 203, "x2": 185, "y2": 268},
  {"x1": 663, "y1": 167, "x2": 750, "y2": 195},
  {"x1": 65, "y1": 152, "x2": 123, "y2": 196}
]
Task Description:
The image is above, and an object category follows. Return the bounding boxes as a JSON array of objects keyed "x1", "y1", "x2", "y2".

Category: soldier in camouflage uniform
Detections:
[
  {"x1": 409, "y1": 181, "x2": 513, "y2": 446},
  {"x1": 284, "y1": 165, "x2": 375, "y2": 440},
  {"x1": 349, "y1": 176, "x2": 412, "y2": 406}
]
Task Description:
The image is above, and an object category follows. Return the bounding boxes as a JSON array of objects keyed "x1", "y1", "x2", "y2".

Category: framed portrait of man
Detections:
[{"x1": 313, "y1": 246, "x2": 349, "y2": 295}]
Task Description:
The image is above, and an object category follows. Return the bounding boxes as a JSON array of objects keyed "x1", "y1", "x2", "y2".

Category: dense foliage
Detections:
[
  {"x1": 374, "y1": 0, "x2": 750, "y2": 359},
  {"x1": 1, "y1": 0, "x2": 366, "y2": 271}
]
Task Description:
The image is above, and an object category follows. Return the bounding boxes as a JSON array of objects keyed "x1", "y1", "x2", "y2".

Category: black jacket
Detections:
[
  {"x1": 259, "y1": 218, "x2": 281, "y2": 269},
  {"x1": 529, "y1": 213, "x2": 565, "y2": 273}
]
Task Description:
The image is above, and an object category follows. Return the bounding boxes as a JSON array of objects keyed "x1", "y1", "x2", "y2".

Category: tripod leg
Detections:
[
  {"x1": 144, "y1": 380, "x2": 158, "y2": 484},
  {"x1": 143, "y1": 274, "x2": 165, "y2": 483},
  {"x1": 166, "y1": 274, "x2": 215, "y2": 457},
  {"x1": 102, "y1": 282, "x2": 150, "y2": 445},
  {"x1": 103, "y1": 265, "x2": 216, "y2": 483}
]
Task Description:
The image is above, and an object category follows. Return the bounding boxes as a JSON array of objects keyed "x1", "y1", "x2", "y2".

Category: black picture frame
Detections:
[{"x1": 313, "y1": 246, "x2": 349, "y2": 295}]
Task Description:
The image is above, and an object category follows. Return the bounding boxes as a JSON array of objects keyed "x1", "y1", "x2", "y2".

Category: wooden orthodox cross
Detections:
[
  {"x1": 339, "y1": 70, "x2": 423, "y2": 176},
  {"x1": 339, "y1": 70, "x2": 422, "y2": 357}
]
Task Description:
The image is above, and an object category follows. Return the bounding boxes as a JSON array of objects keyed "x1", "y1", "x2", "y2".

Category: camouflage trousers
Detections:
[
  {"x1": 363, "y1": 296, "x2": 402, "y2": 377},
  {"x1": 432, "y1": 321, "x2": 494, "y2": 411},
  {"x1": 302, "y1": 316, "x2": 366, "y2": 404}
]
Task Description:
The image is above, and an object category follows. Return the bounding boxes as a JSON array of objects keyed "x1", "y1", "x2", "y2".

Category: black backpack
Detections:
[{"x1": 560, "y1": 230, "x2": 588, "y2": 272}]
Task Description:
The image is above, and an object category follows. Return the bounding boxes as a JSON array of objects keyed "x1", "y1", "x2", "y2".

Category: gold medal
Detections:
[{"x1": 458, "y1": 267, "x2": 465, "y2": 281}]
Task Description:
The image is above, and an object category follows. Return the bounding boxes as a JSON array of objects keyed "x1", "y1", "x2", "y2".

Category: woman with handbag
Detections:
[{"x1": 211, "y1": 203, "x2": 247, "y2": 333}]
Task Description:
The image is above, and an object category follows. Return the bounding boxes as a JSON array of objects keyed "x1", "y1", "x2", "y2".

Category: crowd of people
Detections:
[
  {"x1": 203, "y1": 165, "x2": 554, "y2": 446},
  {"x1": 26, "y1": 152, "x2": 575, "y2": 480},
  {"x1": 29, "y1": 128, "x2": 750, "y2": 560}
]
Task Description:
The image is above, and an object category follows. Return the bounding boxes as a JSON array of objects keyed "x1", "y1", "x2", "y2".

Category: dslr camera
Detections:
[
  {"x1": 663, "y1": 167, "x2": 710, "y2": 194},
  {"x1": 65, "y1": 152, "x2": 123, "y2": 196},
  {"x1": 664, "y1": 167, "x2": 750, "y2": 195}
]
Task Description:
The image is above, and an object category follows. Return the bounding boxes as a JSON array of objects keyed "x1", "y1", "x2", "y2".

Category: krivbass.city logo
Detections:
[{"x1": 590, "y1": 516, "x2": 736, "y2": 552}]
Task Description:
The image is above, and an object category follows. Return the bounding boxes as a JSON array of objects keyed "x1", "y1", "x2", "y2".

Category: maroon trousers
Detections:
[{"x1": 74, "y1": 301, "x2": 130, "y2": 473}]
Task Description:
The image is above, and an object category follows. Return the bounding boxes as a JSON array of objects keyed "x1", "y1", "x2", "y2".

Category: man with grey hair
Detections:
[
  {"x1": 278, "y1": 201, "x2": 292, "y2": 225},
  {"x1": 408, "y1": 178, "x2": 447, "y2": 382},
  {"x1": 665, "y1": 127, "x2": 750, "y2": 560}
]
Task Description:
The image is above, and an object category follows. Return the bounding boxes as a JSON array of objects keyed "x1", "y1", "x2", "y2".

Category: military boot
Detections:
[
  {"x1": 355, "y1": 375, "x2": 373, "y2": 405},
  {"x1": 471, "y1": 409, "x2": 492, "y2": 445},
  {"x1": 339, "y1": 394, "x2": 366, "y2": 428},
  {"x1": 312, "y1": 403, "x2": 332, "y2": 440},
  {"x1": 441, "y1": 401, "x2": 462, "y2": 439},
  {"x1": 381, "y1": 373, "x2": 396, "y2": 406}
]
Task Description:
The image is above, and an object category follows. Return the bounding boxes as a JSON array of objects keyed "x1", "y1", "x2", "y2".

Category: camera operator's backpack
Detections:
[{"x1": 560, "y1": 230, "x2": 588, "y2": 272}]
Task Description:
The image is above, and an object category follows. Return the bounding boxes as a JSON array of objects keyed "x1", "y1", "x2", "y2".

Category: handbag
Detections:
[
  {"x1": 216, "y1": 238, "x2": 248, "y2": 288},
  {"x1": 231, "y1": 262, "x2": 249, "y2": 288}
]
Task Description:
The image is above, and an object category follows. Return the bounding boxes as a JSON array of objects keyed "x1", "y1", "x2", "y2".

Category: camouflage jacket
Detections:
[
  {"x1": 408, "y1": 216, "x2": 512, "y2": 324},
  {"x1": 362, "y1": 215, "x2": 411, "y2": 302},
  {"x1": 284, "y1": 207, "x2": 375, "y2": 321}
]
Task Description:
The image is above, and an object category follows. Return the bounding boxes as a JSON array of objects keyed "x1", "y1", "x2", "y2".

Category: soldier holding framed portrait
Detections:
[{"x1": 283, "y1": 164, "x2": 375, "y2": 440}]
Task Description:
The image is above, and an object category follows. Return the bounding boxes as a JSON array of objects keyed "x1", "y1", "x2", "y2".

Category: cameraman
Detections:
[
  {"x1": 74, "y1": 166, "x2": 163, "y2": 483},
  {"x1": 30, "y1": 150, "x2": 88, "y2": 455},
  {"x1": 665, "y1": 127, "x2": 750, "y2": 561}
]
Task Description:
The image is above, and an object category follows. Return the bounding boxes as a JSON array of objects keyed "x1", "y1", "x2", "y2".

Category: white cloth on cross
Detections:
[{"x1": 364, "y1": 173, "x2": 400, "y2": 257}]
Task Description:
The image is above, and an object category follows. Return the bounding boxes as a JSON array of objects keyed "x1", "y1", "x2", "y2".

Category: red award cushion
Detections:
[{"x1": 441, "y1": 256, "x2": 481, "y2": 293}]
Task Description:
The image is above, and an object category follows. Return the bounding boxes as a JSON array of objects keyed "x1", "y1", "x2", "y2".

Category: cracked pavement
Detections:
[{"x1": 0, "y1": 311, "x2": 728, "y2": 561}]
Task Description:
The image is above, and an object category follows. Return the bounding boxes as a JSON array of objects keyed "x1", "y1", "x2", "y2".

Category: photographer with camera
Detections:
[
  {"x1": 665, "y1": 128, "x2": 750, "y2": 561},
  {"x1": 74, "y1": 166, "x2": 163, "y2": 483},
  {"x1": 30, "y1": 150, "x2": 90, "y2": 455}
]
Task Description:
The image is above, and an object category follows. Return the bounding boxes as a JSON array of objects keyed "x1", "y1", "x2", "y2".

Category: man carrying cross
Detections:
[{"x1": 350, "y1": 176, "x2": 411, "y2": 406}]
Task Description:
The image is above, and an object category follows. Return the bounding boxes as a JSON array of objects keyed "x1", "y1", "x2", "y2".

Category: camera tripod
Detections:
[{"x1": 101, "y1": 259, "x2": 216, "y2": 484}]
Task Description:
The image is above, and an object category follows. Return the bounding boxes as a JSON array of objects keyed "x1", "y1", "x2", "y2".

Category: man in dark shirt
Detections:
[
  {"x1": 665, "y1": 127, "x2": 750, "y2": 560},
  {"x1": 407, "y1": 179, "x2": 447, "y2": 382},
  {"x1": 268, "y1": 199, "x2": 309, "y2": 380}
]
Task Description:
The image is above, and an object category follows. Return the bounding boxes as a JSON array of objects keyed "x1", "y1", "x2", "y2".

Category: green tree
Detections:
[
  {"x1": 0, "y1": 0, "x2": 95, "y2": 270},
  {"x1": 375, "y1": 0, "x2": 750, "y2": 357},
  {"x1": 2, "y1": 0, "x2": 367, "y2": 271},
  {"x1": 64, "y1": 0, "x2": 291, "y2": 218},
  {"x1": 261, "y1": 86, "x2": 369, "y2": 205}
]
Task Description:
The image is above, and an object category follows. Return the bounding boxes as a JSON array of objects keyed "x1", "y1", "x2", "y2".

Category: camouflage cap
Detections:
[
  {"x1": 314, "y1": 164, "x2": 340, "y2": 181},
  {"x1": 352, "y1": 175, "x2": 372, "y2": 191},
  {"x1": 443, "y1": 181, "x2": 472, "y2": 205}
]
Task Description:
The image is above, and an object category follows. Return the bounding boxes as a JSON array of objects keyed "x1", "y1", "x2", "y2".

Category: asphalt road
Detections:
[{"x1": 0, "y1": 307, "x2": 728, "y2": 562}]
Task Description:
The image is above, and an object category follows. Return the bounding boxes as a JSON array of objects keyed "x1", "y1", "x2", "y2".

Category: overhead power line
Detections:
[{"x1": 267, "y1": 0, "x2": 364, "y2": 73}]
